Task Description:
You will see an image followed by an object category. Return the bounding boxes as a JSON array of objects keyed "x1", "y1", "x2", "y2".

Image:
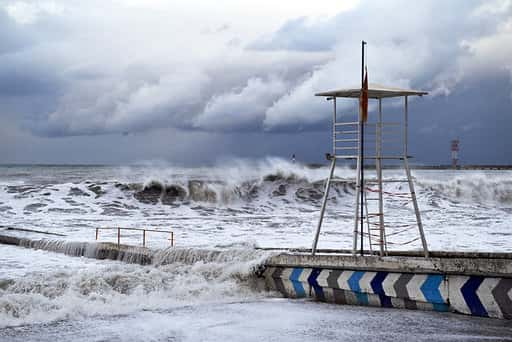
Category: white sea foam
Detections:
[
  {"x1": 0, "y1": 244, "x2": 272, "y2": 328},
  {"x1": 0, "y1": 160, "x2": 350, "y2": 249},
  {"x1": 1, "y1": 161, "x2": 510, "y2": 251},
  {"x1": 416, "y1": 171, "x2": 512, "y2": 204},
  {"x1": 1, "y1": 163, "x2": 512, "y2": 338}
]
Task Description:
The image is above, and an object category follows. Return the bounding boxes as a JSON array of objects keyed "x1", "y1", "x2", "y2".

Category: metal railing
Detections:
[{"x1": 95, "y1": 227, "x2": 174, "y2": 247}]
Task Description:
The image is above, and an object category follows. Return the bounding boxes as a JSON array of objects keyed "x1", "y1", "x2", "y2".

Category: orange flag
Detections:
[{"x1": 360, "y1": 68, "x2": 368, "y2": 123}]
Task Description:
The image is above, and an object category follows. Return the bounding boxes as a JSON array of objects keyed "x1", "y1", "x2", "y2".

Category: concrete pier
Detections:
[
  {"x1": 0, "y1": 234, "x2": 153, "y2": 265},
  {"x1": 262, "y1": 252, "x2": 512, "y2": 319}
]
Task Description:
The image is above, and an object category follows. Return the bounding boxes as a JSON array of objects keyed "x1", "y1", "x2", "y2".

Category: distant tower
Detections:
[{"x1": 451, "y1": 139, "x2": 459, "y2": 169}]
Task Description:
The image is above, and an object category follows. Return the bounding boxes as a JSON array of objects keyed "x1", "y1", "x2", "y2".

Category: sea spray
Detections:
[
  {"x1": 416, "y1": 173, "x2": 512, "y2": 204},
  {"x1": 1, "y1": 163, "x2": 512, "y2": 255},
  {"x1": 0, "y1": 239, "x2": 275, "y2": 328}
]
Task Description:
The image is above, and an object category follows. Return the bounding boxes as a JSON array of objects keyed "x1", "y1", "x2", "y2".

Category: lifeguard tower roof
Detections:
[{"x1": 315, "y1": 83, "x2": 428, "y2": 99}]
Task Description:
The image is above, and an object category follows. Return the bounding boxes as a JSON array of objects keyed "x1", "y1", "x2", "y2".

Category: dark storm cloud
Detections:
[
  {"x1": 0, "y1": 58, "x2": 61, "y2": 96},
  {"x1": 0, "y1": 0, "x2": 510, "y2": 164},
  {"x1": 0, "y1": 8, "x2": 66, "y2": 99},
  {"x1": 2, "y1": 2, "x2": 330, "y2": 137},
  {"x1": 410, "y1": 72, "x2": 512, "y2": 164}
]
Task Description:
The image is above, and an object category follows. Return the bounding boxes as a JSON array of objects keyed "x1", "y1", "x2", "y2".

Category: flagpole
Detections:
[{"x1": 360, "y1": 40, "x2": 366, "y2": 256}]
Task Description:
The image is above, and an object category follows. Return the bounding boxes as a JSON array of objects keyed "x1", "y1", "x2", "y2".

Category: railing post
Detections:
[{"x1": 93, "y1": 227, "x2": 174, "y2": 247}]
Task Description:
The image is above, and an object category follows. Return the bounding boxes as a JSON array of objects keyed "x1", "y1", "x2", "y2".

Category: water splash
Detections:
[{"x1": 0, "y1": 237, "x2": 273, "y2": 328}]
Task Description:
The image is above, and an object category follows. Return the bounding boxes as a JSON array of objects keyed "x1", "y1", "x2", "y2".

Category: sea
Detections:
[{"x1": 0, "y1": 159, "x2": 511, "y2": 341}]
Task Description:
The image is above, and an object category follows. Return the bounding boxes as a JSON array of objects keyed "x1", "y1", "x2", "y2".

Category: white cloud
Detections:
[
  {"x1": 262, "y1": 0, "x2": 512, "y2": 129},
  {"x1": 4, "y1": 1, "x2": 64, "y2": 24},
  {"x1": 44, "y1": 67, "x2": 211, "y2": 135},
  {"x1": 471, "y1": 0, "x2": 511, "y2": 17},
  {"x1": 194, "y1": 77, "x2": 287, "y2": 131}
]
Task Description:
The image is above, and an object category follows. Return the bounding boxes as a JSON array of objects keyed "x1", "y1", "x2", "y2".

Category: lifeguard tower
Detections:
[{"x1": 311, "y1": 83, "x2": 430, "y2": 257}]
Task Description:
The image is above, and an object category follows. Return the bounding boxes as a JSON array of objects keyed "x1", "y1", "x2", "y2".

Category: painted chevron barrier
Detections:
[{"x1": 263, "y1": 266, "x2": 512, "y2": 319}]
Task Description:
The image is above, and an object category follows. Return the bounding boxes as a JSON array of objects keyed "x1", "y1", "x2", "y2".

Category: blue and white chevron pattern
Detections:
[
  {"x1": 264, "y1": 267, "x2": 512, "y2": 319},
  {"x1": 449, "y1": 275, "x2": 512, "y2": 319}
]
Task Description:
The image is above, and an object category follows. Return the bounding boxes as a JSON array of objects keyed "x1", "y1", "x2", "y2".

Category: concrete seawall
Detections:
[
  {"x1": 262, "y1": 253, "x2": 512, "y2": 319},
  {"x1": 1, "y1": 233, "x2": 510, "y2": 319}
]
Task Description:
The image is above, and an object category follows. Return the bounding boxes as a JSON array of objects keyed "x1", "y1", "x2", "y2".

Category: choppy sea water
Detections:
[{"x1": 1, "y1": 160, "x2": 511, "y2": 341}]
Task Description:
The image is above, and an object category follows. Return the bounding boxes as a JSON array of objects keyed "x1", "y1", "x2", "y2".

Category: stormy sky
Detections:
[{"x1": 1, "y1": 0, "x2": 511, "y2": 165}]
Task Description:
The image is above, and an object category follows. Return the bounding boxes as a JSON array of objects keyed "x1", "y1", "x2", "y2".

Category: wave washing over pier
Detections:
[{"x1": 1, "y1": 161, "x2": 512, "y2": 340}]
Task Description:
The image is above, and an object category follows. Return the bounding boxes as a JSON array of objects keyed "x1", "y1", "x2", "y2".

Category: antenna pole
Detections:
[{"x1": 360, "y1": 40, "x2": 366, "y2": 256}]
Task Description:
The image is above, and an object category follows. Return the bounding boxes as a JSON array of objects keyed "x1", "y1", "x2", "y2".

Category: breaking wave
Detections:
[
  {"x1": 3, "y1": 161, "x2": 511, "y2": 216},
  {"x1": 1, "y1": 159, "x2": 511, "y2": 252},
  {"x1": 0, "y1": 239, "x2": 272, "y2": 328},
  {"x1": 417, "y1": 174, "x2": 512, "y2": 205},
  {"x1": 5, "y1": 167, "x2": 344, "y2": 207}
]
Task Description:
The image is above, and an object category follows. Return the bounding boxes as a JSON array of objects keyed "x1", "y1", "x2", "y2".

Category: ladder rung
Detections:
[
  {"x1": 335, "y1": 138, "x2": 358, "y2": 142},
  {"x1": 334, "y1": 155, "x2": 358, "y2": 159},
  {"x1": 362, "y1": 232, "x2": 381, "y2": 237},
  {"x1": 334, "y1": 121, "x2": 359, "y2": 126},
  {"x1": 335, "y1": 130, "x2": 358, "y2": 134}
]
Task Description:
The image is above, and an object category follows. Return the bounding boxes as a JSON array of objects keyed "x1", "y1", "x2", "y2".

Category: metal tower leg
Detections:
[
  {"x1": 363, "y1": 187, "x2": 373, "y2": 253},
  {"x1": 352, "y1": 154, "x2": 361, "y2": 255},
  {"x1": 403, "y1": 95, "x2": 428, "y2": 257},
  {"x1": 312, "y1": 158, "x2": 336, "y2": 255},
  {"x1": 377, "y1": 99, "x2": 385, "y2": 256},
  {"x1": 404, "y1": 158, "x2": 429, "y2": 257}
]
